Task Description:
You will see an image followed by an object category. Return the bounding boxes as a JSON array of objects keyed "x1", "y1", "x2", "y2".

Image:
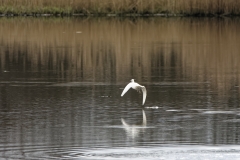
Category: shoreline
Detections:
[{"x1": 0, "y1": 13, "x2": 238, "y2": 18}]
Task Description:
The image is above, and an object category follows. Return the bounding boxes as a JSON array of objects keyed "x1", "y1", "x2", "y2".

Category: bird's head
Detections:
[{"x1": 131, "y1": 79, "x2": 135, "y2": 82}]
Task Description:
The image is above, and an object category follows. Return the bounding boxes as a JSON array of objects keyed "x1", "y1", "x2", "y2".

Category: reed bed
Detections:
[{"x1": 0, "y1": 0, "x2": 240, "y2": 16}]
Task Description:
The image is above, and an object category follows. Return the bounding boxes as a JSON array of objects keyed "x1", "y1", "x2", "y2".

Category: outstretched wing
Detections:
[
  {"x1": 141, "y1": 86, "x2": 147, "y2": 105},
  {"x1": 121, "y1": 83, "x2": 132, "y2": 96}
]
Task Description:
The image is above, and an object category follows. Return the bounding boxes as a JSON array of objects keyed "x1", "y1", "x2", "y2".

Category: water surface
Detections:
[{"x1": 0, "y1": 17, "x2": 240, "y2": 159}]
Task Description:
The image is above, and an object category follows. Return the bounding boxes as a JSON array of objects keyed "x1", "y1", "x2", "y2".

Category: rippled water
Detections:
[{"x1": 0, "y1": 17, "x2": 240, "y2": 159}]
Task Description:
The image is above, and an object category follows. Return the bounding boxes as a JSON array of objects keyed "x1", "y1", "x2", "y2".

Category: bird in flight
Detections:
[{"x1": 121, "y1": 79, "x2": 147, "y2": 105}]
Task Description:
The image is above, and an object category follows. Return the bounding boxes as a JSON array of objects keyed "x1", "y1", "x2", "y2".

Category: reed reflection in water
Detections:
[
  {"x1": 0, "y1": 17, "x2": 240, "y2": 159},
  {"x1": 1, "y1": 18, "x2": 240, "y2": 90}
]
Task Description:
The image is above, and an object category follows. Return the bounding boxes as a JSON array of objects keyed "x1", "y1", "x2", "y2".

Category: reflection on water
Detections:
[
  {"x1": 121, "y1": 110, "x2": 147, "y2": 139},
  {"x1": 0, "y1": 17, "x2": 240, "y2": 159}
]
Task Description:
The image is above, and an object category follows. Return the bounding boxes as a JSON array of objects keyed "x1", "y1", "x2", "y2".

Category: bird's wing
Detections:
[
  {"x1": 141, "y1": 86, "x2": 147, "y2": 105},
  {"x1": 121, "y1": 83, "x2": 132, "y2": 96}
]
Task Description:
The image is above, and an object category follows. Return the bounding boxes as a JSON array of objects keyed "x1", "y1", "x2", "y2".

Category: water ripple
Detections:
[{"x1": 1, "y1": 145, "x2": 240, "y2": 160}]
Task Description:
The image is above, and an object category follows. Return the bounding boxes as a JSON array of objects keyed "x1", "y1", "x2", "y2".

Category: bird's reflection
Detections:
[{"x1": 121, "y1": 110, "x2": 147, "y2": 139}]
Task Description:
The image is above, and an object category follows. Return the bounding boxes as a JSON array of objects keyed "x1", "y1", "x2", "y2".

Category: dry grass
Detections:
[{"x1": 0, "y1": 0, "x2": 240, "y2": 16}]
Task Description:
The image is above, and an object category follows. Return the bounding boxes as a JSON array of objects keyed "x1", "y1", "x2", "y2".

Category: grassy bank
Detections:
[{"x1": 1, "y1": 0, "x2": 240, "y2": 16}]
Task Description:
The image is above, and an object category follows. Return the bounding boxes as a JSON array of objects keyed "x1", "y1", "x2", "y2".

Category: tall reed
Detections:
[{"x1": 0, "y1": 0, "x2": 240, "y2": 16}]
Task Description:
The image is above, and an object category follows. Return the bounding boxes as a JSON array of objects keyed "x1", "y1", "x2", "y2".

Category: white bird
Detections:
[{"x1": 121, "y1": 79, "x2": 147, "y2": 105}]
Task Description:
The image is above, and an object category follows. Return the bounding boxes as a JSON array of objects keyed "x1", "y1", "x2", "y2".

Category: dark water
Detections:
[{"x1": 0, "y1": 17, "x2": 240, "y2": 159}]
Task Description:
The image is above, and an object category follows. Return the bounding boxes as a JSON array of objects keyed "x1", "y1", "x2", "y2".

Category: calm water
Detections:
[{"x1": 0, "y1": 17, "x2": 240, "y2": 159}]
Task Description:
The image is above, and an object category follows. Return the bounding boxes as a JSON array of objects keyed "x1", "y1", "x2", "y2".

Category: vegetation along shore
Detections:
[{"x1": 1, "y1": 0, "x2": 240, "y2": 16}]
